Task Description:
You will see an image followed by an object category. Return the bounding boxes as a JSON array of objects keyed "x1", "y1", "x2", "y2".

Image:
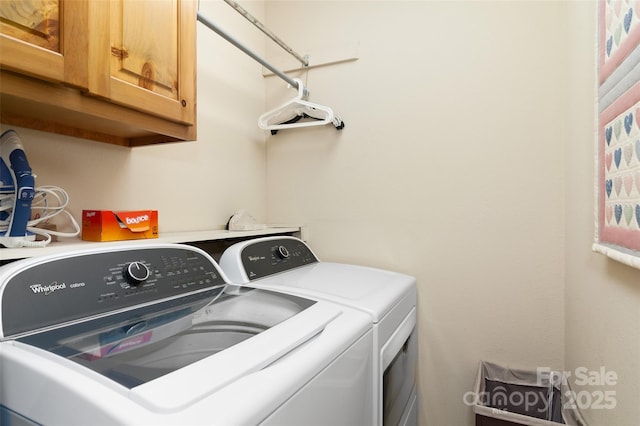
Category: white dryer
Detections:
[
  {"x1": 219, "y1": 236, "x2": 418, "y2": 426},
  {"x1": 0, "y1": 243, "x2": 374, "y2": 425}
]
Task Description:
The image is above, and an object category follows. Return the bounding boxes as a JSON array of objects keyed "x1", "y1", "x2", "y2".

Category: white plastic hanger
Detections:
[{"x1": 258, "y1": 78, "x2": 344, "y2": 132}]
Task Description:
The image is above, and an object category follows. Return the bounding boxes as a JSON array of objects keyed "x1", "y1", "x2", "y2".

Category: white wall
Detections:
[
  {"x1": 264, "y1": 2, "x2": 566, "y2": 425},
  {"x1": 2, "y1": 0, "x2": 269, "y2": 233},
  {"x1": 564, "y1": 2, "x2": 640, "y2": 424}
]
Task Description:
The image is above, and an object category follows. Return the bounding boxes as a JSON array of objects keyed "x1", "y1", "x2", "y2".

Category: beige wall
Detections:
[
  {"x1": 564, "y1": 1, "x2": 640, "y2": 424},
  {"x1": 265, "y1": 1, "x2": 566, "y2": 425},
  {"x1": 2, "y1": 0, "x2": 639, "y2": 425}
]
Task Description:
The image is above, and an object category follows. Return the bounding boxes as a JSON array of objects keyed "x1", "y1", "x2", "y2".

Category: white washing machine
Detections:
[
  {"x1": 0, "y1": 243, "x2": 374, "y2": 425},
  {"x1": 219, "y1": 236, "x2": 418, "y2": 426}
]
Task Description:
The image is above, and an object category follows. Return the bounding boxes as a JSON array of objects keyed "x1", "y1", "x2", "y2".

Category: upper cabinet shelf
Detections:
[{"x1": 0, "y1": 0, "x2": 197, "y2": 147}]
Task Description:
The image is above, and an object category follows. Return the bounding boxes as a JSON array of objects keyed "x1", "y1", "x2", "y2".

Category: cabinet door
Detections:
[
  {"x1": 89, "y1": 0, "x2": 196, "y2": 125},
  {"x1": 0, "y1": 0, "x2": 87, "y2": 87}
]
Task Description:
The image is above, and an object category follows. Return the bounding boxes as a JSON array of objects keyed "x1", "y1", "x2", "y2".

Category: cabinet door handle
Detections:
[{"x1": 111, "y1": 47, "x2": 128, "y2": 59}]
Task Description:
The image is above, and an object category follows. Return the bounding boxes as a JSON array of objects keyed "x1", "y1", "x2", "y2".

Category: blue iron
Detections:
[{"x1": 0, "y1": 130, "x2": 36, "y2": 248}]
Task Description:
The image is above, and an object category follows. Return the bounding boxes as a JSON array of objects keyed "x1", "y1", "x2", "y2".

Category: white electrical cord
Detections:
[{"x1": 0, "y1": 185, "x2": 80, "y2": 248}]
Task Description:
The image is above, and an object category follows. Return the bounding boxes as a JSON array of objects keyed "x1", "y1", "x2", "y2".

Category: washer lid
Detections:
[
  {"x1": 254, "y1": 262, "x2": 416, "y2": 322},
  {"x1": 5, "y1": 294, "x2": 366, "y2": 414},
  {"x1": 129, "y1": 298, "x2": 359, "y2": 412},
  {"x1": 15, "y1": 288, "x2": 316, "y2": 387}
]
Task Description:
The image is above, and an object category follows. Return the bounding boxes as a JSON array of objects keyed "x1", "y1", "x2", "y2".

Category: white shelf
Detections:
[{"x1": 0, "y1": 226, "x2": 302, "y2": 261}]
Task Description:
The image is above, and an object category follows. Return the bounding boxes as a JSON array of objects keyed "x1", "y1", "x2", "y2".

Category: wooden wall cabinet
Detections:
[{"x1": 0, "y1": 0, "x2": 196, "y2": 147}]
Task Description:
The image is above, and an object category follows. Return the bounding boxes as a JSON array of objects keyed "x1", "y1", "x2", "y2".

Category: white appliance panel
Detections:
[
  {"x1": 0, "y1": 243, "x2": 374, "y2": 425},
  {"x1": 218, "y1": 236, "x2": 419, "y2": 426}
]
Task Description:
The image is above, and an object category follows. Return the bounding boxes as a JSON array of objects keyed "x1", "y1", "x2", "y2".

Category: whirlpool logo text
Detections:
[{"x1": 30, "y1": 282, "x2": 66, "y2": 295}]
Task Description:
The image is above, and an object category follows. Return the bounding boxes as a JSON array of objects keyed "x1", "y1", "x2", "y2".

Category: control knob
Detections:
[
  {"x1": 277, "y1": 245, "x2": 290, "y2": 259},
  {"x1": 123, "y1": 261, "x2": 150, "y2": 286}
]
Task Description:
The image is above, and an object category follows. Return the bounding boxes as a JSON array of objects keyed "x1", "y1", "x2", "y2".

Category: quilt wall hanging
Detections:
[{"x1": 594, "y1": 0, "x2": 640, "y2": 269}]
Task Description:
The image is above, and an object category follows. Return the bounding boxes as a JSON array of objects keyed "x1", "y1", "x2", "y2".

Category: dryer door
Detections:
[{"x1": 382, "y1": 312, "x2": 418, "y2": 426}]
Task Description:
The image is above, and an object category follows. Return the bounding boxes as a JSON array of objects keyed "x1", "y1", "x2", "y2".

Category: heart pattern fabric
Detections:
[
  {"x1": 603, "y1": 105, "x2": 640, "y2": 231},
  {"x1": 599, "y1": 0, "x2": 640, "y2": 260},
  {"x1": 604, "y1": 2, "x2": 638, "y2": 60}
]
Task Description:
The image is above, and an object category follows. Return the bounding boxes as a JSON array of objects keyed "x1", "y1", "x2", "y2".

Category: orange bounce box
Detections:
[{"x1": 82, "y1": 210, "x2": 158, "y2": 242}]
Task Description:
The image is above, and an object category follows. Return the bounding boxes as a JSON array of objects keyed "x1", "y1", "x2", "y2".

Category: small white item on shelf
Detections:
[{"x1": 227, "y1": 210, "x2": 267, "y2": 231}]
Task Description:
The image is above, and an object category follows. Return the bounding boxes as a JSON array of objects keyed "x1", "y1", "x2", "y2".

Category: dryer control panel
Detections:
[
  {"x1": 240, "y1": 238, "x2": 318, "y2": 280},
  {"x1": 0, "y1": 245, "x2": 227, "y2": 338}
]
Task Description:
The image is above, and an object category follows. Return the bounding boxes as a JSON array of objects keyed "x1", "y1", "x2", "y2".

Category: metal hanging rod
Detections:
[
  {"x1": 197, "y1": 12, "x2": 305, "y2": 93},
  {"x1": 223, "y1": 0, "x2": 309, "y2": 67}
]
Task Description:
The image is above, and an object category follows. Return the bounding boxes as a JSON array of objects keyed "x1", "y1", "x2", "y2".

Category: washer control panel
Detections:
[
  {"x1": 240, "y1": 238, "x2": 318, "y2": 281},
  {"x1": 0, "y1": 245, "x2": 227, "y2": 337}
]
